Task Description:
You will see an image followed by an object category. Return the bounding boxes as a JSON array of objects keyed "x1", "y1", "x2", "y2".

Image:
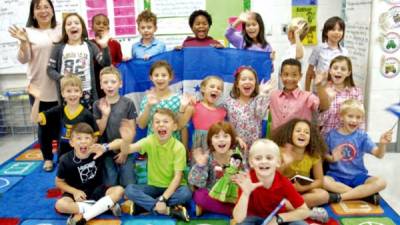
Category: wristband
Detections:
[
  {"x1": 102, "y1": 143, "x2": 110, "y2": 152},
  {"x1": 276, "y1": 214, "x2": 284, "y2": 224}
]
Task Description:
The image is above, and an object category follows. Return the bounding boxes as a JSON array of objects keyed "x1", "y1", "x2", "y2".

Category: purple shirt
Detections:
[
  {"x1": 225, "y1": 26, "x2": 273, "y2": 52},
  {"x1": 270, "y1": 88, "x2": 319, "y2": 131}
]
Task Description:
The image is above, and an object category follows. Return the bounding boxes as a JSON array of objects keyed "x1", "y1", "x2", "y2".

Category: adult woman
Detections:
[{"x1": 8, "y1": 0, "x2": 61, "y2": 171}]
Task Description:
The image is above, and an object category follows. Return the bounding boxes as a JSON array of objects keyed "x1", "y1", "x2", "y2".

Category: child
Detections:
[
  {"x1": 54, "y1": 123, "x2": 124, "y2": 225},
  {"x1": 30, "y1": 75, "x2": 99, "y2": 163},
  {"x1": 179, "y1": 75, "x2": 226, "y2": 149},
  {"x1": 318, "y1": 56, "x2": 363, "y2": 135},
  {"x1": 272, "y1": 119, "x2": 329, "y2": 223},
  {"x1": 232, "y1": 139, "x2": 310, "y2": 225},
  {"x1": 279, "y1": 17, "x2": 309, "y2": 90},
  {"x1": 323, "y1": 99, "x2": 392, "y2": 205},
  {"x1": 93, "y1": 66, "x2": 137, "y2": 187},
  {"x1": 269, "y1": 58, "x2": 330, "y2": 132},
  {"x1": 305, "y1": 16, "x2": 348, "y2": 91},
  {"x1": 48, "y1": 13, "x2": 111, "y2": 110},
  {"x1": 223, "y1": 66, "x2": 273, "y2": 150},
  {"x1": 91, "y1": 13, "x2": 123, "y2": 98},
  {"x1": 283, "y1": 17, "x2": 309, "y2": 62},
  {"x1": 120, "y1": 108, "x2": 191, "y2": 221},
  {"x1": 137, "y1": 60, "x2": 187, "y2": 142},
  {"x1": 189, "y1": 121, "x2": 238, "y2": 216},
  {"x1": 131, "y1": 10, "x2": 166, "y2": 60},
  {"x1": 181, "y1": 9, "x2": 223, "y2": 48},
  {"x1": 225, "y1": 11, "x2": 273, "y2": 58}
]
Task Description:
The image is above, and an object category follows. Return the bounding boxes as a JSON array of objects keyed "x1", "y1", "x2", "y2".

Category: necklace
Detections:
[{"x1": 73, "y1": 153, "x2": 82, "y2": 164}]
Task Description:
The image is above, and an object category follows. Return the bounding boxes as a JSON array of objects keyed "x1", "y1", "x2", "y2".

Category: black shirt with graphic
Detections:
[{"x1": 57, "y1": 151, "x2": 104, "y2": 194}]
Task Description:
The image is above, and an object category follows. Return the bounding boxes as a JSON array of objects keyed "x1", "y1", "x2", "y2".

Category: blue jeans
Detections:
[
  {"x1": 237, "y1": 216, "x2": 308, "y2": 225},
  {"x1": 125, "y1": 184, "x2": 192, "y2": 213},
  {"x1": 103, "y1": 152, "x2": 136, "y2": 187}
]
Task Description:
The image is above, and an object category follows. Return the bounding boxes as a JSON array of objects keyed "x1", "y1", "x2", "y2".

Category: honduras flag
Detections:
[
  {"x1": 118, "y1": 47, "x2": 272, "y2": 109},
  {"x1": 117, "y1": 47, "x2": 272, "y2": 140}
]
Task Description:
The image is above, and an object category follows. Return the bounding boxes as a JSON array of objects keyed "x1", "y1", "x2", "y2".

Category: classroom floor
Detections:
[{"x1": 0, "y1": 133, "x2": 399, "y2": 215}]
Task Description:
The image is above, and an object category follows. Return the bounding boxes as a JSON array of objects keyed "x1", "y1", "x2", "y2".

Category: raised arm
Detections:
[
  {"x1": 305, "y1": 65, "x2": 315, "y2": 91},
  {"x1": 314, "y1": 71, "x2": 331, "y2": 111},
  {"x1": 372, "y1": 129, "x2": 393, "y2": 158},
  {"x1": 8, "y1": 25, "x2": 31, "y2": 63},
  {"x1": 137, "y1": 90, "x2": 159, "y2": 129},
  {"x1": 28, "y1": 84, "x2": 43, "y2": 123}
]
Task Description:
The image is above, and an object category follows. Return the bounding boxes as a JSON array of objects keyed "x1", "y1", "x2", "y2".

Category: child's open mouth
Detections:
[
  {"x1": 217, "y1": 144, "x2": 226, "y2": 149},
  {"x1": 80, "y1": 146, "x2": 88, "y2": 153},
  {"x1": 259, "y1": 166, "x2": 270, "y2": 171},
  {"x1": 158, "y1": 129, "x2": 167, "y2": 136}
]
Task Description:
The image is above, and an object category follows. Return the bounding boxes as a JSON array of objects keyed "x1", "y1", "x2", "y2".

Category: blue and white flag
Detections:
[
  {"x1": 387, "y1": 102, "x2": 400, "y2": 118},
  {"x1": 117, "y1": 47, "x2": 272, "y2": 140},
  {"x1": 118, "y1": 47, "x2": 272, "y2": 110}
]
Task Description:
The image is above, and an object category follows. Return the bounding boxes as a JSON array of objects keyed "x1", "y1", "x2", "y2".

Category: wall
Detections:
[{"x1": 367, "y1": 1, "x2": 400, "y2": 143}]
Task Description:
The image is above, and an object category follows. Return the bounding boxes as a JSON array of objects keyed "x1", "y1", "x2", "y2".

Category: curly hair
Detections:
[
  {"x1": 189, "y1": 10, "x2": 212, "y2": 28},
  {"x1": 271, "y1": 118, "x2": 327, "y2": 158}
]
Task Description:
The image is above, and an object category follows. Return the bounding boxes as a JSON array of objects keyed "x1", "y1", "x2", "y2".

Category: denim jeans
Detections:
[
  {"x1": 125, "y1": 184, "x2": 192, "y2": 213},
  {"x1": 103, "y1": 152, "x2": 136, "y2": 187},
  {"x1": 237, "y1": 216, "x2": 308, "y2": 225}
]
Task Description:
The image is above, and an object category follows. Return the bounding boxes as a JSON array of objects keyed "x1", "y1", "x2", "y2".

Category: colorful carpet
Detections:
[{"x1": 0, "y1": 143, "x2": 399, "y2": 224}]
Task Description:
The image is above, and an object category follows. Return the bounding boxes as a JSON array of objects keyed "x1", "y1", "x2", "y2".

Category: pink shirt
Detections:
[
  {"x1": 18, "y1": 25, "x2": 61, "y2": 102},
  {"x1": 192, "y1": 102, "x2": 226, "y2": 130},
  {"x1": 319, "y1": 84, "x2": 363, "y2": 135},
  {"x1": 270, "y1": 88, "x2": 319, "y2": 131}
]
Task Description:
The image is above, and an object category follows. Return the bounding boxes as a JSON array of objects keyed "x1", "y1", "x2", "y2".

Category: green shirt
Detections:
[{"x1": 138, "y1": 134, "x2": 187, "y2": 187}]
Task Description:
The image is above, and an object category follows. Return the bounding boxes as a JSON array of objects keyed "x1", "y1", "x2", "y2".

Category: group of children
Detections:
[{"x1": 9, "y1": 1, "x2": 394, "y2": 225}]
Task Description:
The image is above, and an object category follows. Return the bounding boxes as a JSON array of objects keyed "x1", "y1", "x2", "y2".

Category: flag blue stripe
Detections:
[{"x1": 118, "y1": 47, "x2": 272, "y2": 95}]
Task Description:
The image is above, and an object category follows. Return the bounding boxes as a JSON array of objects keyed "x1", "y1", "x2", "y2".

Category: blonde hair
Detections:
[
  {"x1": 249, "y1": 139, "x2": 280, "y2": 159},
  {"x1": 288, "y1": 17, "x2": 310, "y2": 40},
  {"x1": 60, "y1": 74, "x2": 82, "y2": 92},
  {"x1": 339, "y1": 99, "x2": 365, "y2": 116},
  {"x1": 200, "y1": 75, "x2": 224, "y2": 96},
  {"x1": 100, "y1": 66, "x2": 121, "y2": 81}
]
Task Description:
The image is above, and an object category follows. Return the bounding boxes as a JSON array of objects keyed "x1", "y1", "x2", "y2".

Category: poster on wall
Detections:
[
  {"x1": 379, "y1": 32, "x2": 400, "y2": 53},
  {"x1": 0, "y1": 0, "x2": 29, "y2": 69},
  {"x1": 53, "y1": 0, "x2": 84, "y2": 21},
  {"x1": 292, "y1": 0, "x2": 318, "y2": 45},
  {"x1": 381, "y1": 56, "x2": 400, "y2": 78},
  {"x1": 343, "y1": 0, "x2": 372, "y2": 93}
]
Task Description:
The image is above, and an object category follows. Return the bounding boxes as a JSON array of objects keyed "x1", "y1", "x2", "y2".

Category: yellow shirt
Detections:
[{"x1": 283, "y1": 153, "x2": 321, "y2": 178}]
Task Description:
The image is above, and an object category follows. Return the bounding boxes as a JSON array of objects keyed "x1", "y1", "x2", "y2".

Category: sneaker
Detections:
[
  {"x1": 170, "y1": 205, "x2": 190, "y2": 222},
  {"x1": 66, "y1": 214, "x2": 86, "y2": 225},
  {"x1": 310, "y1": 207, "x2": 329, "y2": 223},
  {"x1": 362, "y1": 193, "x2": 381, "y2": 205},
  {"x1": 121, "y1": 200, "x2": 135, "y2": 215},
  {"x1": 195, "y1": 204, "x2": 203, "y2": 216},
  {"x1": 328, "y1": 192, "x2": 342, "y2": 203},
  {"x1": 111, "y1": 203, "x2": 122, "y2": 217}
]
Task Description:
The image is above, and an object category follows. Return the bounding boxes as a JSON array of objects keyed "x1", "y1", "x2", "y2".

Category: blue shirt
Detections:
[
  {"x1": 131, "y1": 38, "x2": 166, "y2": 59},
  {"x1": 325, "y1": 129, "x2": 376, "y2": 180}
]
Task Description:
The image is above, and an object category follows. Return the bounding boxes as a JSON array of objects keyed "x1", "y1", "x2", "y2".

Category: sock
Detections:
[
  {"x1": 77, "y1": 202, "x2": 93, "y2": 214},
  {"x1": 83, "y1": 196, "x2": 114, "y2": 221}
]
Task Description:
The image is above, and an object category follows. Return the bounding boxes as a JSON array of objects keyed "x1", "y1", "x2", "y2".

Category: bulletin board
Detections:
[{"x1": 0, "y1": 0, "x2": 247, "y2": 74}]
